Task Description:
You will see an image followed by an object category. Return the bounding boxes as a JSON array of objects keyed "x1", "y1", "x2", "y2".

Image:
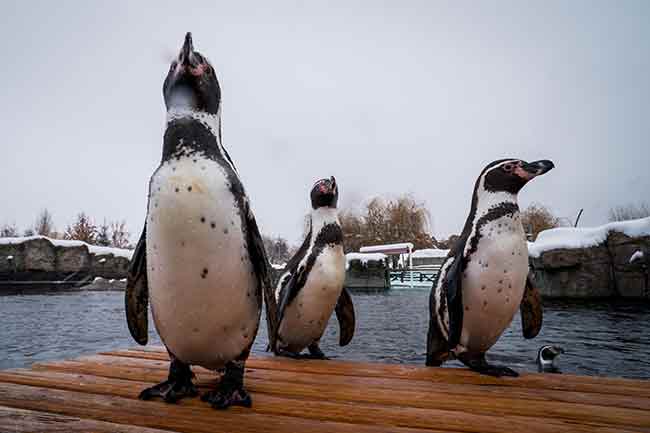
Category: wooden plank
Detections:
[
  {"x1": 0, "y1": 405, "x2": 175, "y2": 433},
  {"x1": 26, "y1": 356, "x2": 645, "y2": 416},
  {"x1": 16, "y1": 358, "x2": 650, "y2": 431},
  {"x1": 103, "y1": 349, "x2": 650, "y2": 398},
  {"x1": 0, "y1": 369, "x2": 633, "y2": 433},
  {"x1": 97, "y1": 350, "x2": 650, "y2": 410},
  {"x1": 0, "y1": 382, "x2": 432, "y2": 433}
]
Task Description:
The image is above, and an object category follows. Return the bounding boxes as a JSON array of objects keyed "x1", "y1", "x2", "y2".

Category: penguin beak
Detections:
[
  {"x1": 176, "y1": 32, "x2": 206, "y2": 75},
  {"x1": 516, "y1": 160, "x2": 555, "y2": 181},
  {"x1": 180, "y1": 32, "x2": 196, "y2": 66}
]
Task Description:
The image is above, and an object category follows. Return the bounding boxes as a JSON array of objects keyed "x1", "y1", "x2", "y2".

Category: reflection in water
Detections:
[{"x1": 1, "y1": 289, "x2": 649, "y2": 378}]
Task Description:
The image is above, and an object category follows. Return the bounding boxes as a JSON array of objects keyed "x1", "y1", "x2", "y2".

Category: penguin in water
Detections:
[
  {"x1": 426, "y1": 158, "x2": 554, "y2": 377},
  {"x1": 268, "y1": 177, "x2": 355, "y2": 359},
  {"x1": 125, "y1": 33, "x2": 272, "y2": 409},
  {"x1": 537, "y1": 345, "x2": 564, "y2": 373}
]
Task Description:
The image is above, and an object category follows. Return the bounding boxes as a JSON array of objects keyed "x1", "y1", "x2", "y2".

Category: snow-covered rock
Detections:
[
  {"x1": 529, "y1": 217, "x2": 650, "y2": 258},
  {"x1": 529, "y1": 217, "x2": 650, "y2": 299},
  {"x1": 630, "y1": 250, "x2": 645, "y2": 264},
  {"x1": 0, "y1": 236, "x2": 133, "y2": 259},
  {"x1": 0, "y1": 236, "x2": 133, "y2": 281}
]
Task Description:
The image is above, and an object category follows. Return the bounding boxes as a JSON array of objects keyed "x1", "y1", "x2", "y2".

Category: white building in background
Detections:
[{"x1": 411, "y1": 248, "x2": 450, "y2": 268}]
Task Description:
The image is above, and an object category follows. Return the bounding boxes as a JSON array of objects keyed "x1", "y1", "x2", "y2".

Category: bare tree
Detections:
[
  {"x1": 521, "y1": 203, "x2": 560, "y2": 241},
  {"x1": 434, "y1": 234, "x2": 459, "y2": 250},
  {"x1": 34, "y1": 208, "x2": 55, "y2": 237},
  {"x1": 608, "y1": 203, "x2": 650, "y2": 222},
  {"x1": 110, "y1": 220, "x2": 130, "y2": 248},
  {"x1": 0, "y1": 223, "x2": 19, "y2": 237},
  {"x1": 263, "y1": 235, "x2": 292, "y2": 264},
  {"x1": 340, "y1": 210, "x2": 364, "y2": 253},
  {"x1": 64, "y1": 213, "x2": 97, "y2": 243},
  {"x1": 339, "y1": 194, "x2": 434, "y2": 253},
  {"x1": 23, "y1": 228, "x2": 35, "y2": 236},
  {"x1": 96, "y1": 221, "x2": 111, "y2": 246}
]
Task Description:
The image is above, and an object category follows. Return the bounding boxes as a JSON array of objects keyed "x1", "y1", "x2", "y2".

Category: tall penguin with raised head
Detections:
[
  {"x1": 427, "y1": 158, "x2": 553, "y2": 376},
  {"x1": 125, "y1": 33, "x2": 271, "y2": 409},
  {"x1": 269, "y1": 177, "x2": 355, "y2": 358}
]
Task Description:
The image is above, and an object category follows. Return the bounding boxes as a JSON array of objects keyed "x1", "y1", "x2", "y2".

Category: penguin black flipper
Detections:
[
  {"x1": 273, "y1": 226, "x2": 313, "y2": 340},
  {"x1": 444, "y1": 254, "x2": 464, "y2": 349},
  {"x1": 242, "y1": 200, "x2": 276, "y2": 350},
  {"x1": 276, "y1": 264, "x2": 306, "y2": 330},
  {"x1": 125, "y1": 226, "x2": 149, "y2": 345},
  {"x1": 426, "y1": 270, "x2": 449, "y2": 366},
  {"x1": 520, "y1": 274, "x2": 543, "y2": 339},
  {"x1": 335, "y1": 287, "x2": 355, "y2": 346}
]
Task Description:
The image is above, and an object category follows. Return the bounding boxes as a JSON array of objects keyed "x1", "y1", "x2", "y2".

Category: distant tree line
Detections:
[
  {"x1": 340, "y1": 194, "x2": 434, "y2": 253},
  {"x1": 3, "y1": 200, "x2": 646, "y2": 255},
  {"x1": 608, "y1": 202, "x2": 650, "y2": 222},
  {"x1": 0, "y1": 209, "x2": 131, "y2": 249}
]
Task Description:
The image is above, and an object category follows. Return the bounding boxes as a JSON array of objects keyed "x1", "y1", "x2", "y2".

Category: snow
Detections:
[
  {"x1": 529, "y1": 217, "x2": 650, "y2": 258},
  {"x1": 360, "y1": 242, "x2": 414, "y2": 254},
  {"x1": 93, "y1": 277, "x2": 104, "y2": 282},
  {"x1": 271, "y1": 263, "x2": 286, "y2": 270},
  {"x1": 0, "y1": 236, "x2": 133, "y2": 260},
  {"x1": 346, "y1": 252, "x2": 387, "y2": 269},
  {"x1": 98, "y1": 258, "x2": 107, "y2": 264},
  {"x1": 412, "y1": 248, "x2": 450, "y2": 259},
  {"x1": 630, "y1": 250, "x2": 645, "y2": 264},
  {"x1": 6, "y1": 255, "x2": 13, "y2": 260}
]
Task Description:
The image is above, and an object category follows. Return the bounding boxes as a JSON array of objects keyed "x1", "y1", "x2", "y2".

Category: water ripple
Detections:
[{"x1": 0, "y1": 289, "x2": 649, "y2": 378}]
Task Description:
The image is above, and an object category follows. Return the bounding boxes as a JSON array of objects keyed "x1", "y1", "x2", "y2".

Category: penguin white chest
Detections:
[
  {"x1": 460, "y1": 214, "x2": 528, "y2": 352},
  {"x1": 146, "y1": 157, "x2": 259, "y2": 369},
  {"x1": 279, "y1": 245, "x2": 345, "y2": 351}
]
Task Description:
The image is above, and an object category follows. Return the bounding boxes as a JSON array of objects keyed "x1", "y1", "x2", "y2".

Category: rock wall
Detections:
[
  {"x1": 0, "y1": 238, "x2": 131, "y2": 282},
  {"x1": 530, "y1": 232, "x2": 650, "y2": 299}
]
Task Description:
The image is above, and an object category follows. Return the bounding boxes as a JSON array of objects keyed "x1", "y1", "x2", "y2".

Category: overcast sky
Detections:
[{"x1": 1, "y1": 1, "x2": 648, "y2": 245}]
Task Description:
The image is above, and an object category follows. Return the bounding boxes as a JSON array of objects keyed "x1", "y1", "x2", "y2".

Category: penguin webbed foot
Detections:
[
  {"x1": 201, "y1": 361, "x2": 251, "y2": 409},
  {"x1": 275, "y1": 348, "x2": 302, "y2": 359},
  {"x1": 480, "y1": 364, "x2": 519, "y2": 378},
  {"x1": 459, "y1": 353, "x2": 519, "y2": 378},
  {"x1": 139, "y1": 358, "x2": 197, "y2": 403},
  {"x1": 306, "y1": 343, "x2": 329, "y2": 360},
  {"x1": 425, "y1": 357, "x2": 443, "y2": 367},
  {"x1": 202, "y1": 385, "x2": 252, "y2": 409}
]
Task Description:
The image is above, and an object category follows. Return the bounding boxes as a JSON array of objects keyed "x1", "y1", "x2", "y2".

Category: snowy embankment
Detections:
[
  {"x1": 528, "y1": 217, "x2": 650, "y2": 299},
  {"x1": 0, "y1": 236, "x2": 133, "y2": 259},
  {"x1": 0, "y1": 236, "x2": 133, "y2": 286},
  {"x1": 528, "y1": 217, "x2": 650, "y2": 258}
]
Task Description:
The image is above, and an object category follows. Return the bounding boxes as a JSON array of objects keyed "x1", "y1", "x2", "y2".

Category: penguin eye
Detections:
[{"x1": 503, "y1": 164, "x2": 513, "y2": 172}]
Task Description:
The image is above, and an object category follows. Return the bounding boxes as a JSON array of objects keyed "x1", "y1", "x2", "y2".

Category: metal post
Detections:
[{"x1": 409, "y1": 246, "x2": 413, "y2": 289}]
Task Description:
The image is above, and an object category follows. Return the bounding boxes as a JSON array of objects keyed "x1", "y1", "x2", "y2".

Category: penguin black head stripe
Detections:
[
  {"x1": 310, "y1": 176, "x2": 338, "y2": 209},
  {"x1": 163, "y1": 32, "x2": 221, "y2": 115},
  {"x1": 482, "y1": 159, "x2": 555, "y2": 194}
]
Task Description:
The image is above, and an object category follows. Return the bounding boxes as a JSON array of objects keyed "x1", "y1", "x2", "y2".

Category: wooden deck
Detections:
[{"x1": 0, "y1": 346, "x2": 649, "y2": 432}]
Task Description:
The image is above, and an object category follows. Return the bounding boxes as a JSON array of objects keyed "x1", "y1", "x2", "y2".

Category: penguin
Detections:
[
  {"x1": 268, "y1": 177, "x2": 355, "y2": 359},
  {"x1": 125, "y1": 32, "x2": 271, "y2": 409},
  {"x1": 537, "y1": 345, "x2": 564, "y2": 373},
  {"x1": 426, "y1": 158, "x2": 554, "y2": 377}
]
